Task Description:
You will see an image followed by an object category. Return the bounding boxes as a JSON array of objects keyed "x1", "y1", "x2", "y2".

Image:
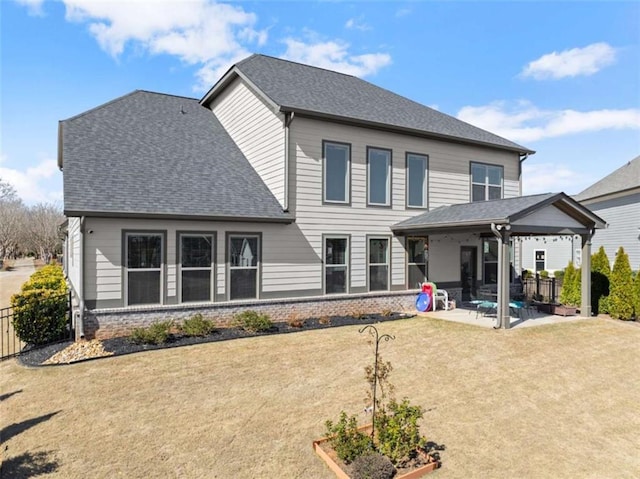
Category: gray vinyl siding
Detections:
[
  {"x1": 290, "y1": 117, "x2": 520, "y2": 289},
  {"x1": 589, "y1": 193, "x2": 640, "y2": 268},
  {"x1": 67, "y1": 217, "x2": 82, "y2": 294},
  {"x1": 210, "y1": 77, "x2": 286, "y2": 207},
  {"x1": 82, "y1": 217, "x2": 320, "y2": 306}
]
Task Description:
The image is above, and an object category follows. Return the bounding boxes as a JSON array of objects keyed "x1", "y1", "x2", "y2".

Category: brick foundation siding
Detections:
[{"x1": 83, "y1": 291, "x2": 418, "y2": 340}]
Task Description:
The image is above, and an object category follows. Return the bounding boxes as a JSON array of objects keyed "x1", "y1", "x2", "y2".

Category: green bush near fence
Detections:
[{"x1": 10, "y1": 264, "x2": 69, "y2": 346}]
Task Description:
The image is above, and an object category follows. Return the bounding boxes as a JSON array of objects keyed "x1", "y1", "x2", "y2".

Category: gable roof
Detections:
[
  {"x1": 392, "y1": 193, "x2": 605, "y2": 235},
  {"x1": 201, "y1": 54, "x2": 534, "y2": 155},
  {"x1": 60, "y1": 90, "x2": 292, "y2": 222},
  {"x1": 573, "y1": 155, "x2": 640, "y2": 202}
]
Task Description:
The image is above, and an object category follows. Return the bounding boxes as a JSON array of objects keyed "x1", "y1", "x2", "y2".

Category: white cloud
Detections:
[
  {"x1": 57, "y1": 0, "x2": 267, "y2": 91},
  {"x1": 345, "y1": 17, "x2": 371, "y2": 31},
  {"x1": 14, "y1": 0, "x2": 45, "y2": 16},
  {"x1": 521, "y1": 42, "x2": 617, "y2": 80},
  {"x1": 0, "y1": 157, "x2": 62, "y2": 205},
  {"x1": 521, "y1": 162, "x2": 595, "y2": 196},
  {"x1": 395, "y1": 8, "x2": 411, "y2": 18},
  {"x1": 457, "y1": 100, "x2": 640, "y2": 143},
  {"x1": 281, "y1": 38, "x2": 391, "y2": 77}
]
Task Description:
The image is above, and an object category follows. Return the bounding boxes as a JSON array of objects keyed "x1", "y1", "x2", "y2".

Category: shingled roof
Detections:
[
  {"x1": 573, "y1": 155, "x2": 640, "y2": 202},
  {"x1": 392, "y1": 193, "x2": 605, "y2": 234},
  {"x1": 60, "y1": 90, "x2": 292, "y2": 221},
  {"x1": 201, "y1": 54, "x2": 533, "y2": 154}
]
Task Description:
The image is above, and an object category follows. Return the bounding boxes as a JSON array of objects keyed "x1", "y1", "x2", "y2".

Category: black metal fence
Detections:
[
  {"x1": 523, "y1": 276, "x2": 562, "y2": 303},
  {"x1": 1, "y1": 292, "x2": 73, "y2": 360}
]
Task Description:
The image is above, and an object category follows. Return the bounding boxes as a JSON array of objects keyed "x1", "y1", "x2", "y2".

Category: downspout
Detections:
[
  {"x1": 77, "y1": 216, "x2": 86, "y2": 339},
  {"x1": 283, "y1": 112, "x2": 295, "y2": 212}
]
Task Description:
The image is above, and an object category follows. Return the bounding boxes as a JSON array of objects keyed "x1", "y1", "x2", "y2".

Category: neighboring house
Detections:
[
  {"x1": 59, "y1": 54, "x2": 604, "y2": 337},
  {"x1": 519, "y1": 156, "x2": 640, "y2": 274},
  {"x1": 574, "y1": 156, "x2": 640, "y2": 268}
]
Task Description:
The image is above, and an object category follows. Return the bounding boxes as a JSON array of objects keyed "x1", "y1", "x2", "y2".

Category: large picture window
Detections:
[
  {"x1": 228, "y1": 234, "x2": 260, "y2": 300},
  {"x1": 406, "y1": 153, "x2": 428, "y2": 208},
  {"x1": 324, "y1": 236, "x2": 349, "y2": 294},
  {"x1": 471, "y1": 163, "x2": 503, "y2": 202},
  {"x1": 126, "y1": 233, "x2": 163, "y2": 306},
  {"x1": 368, "y1": 147, "x2": 391, "y2": 206},
  {"x1": 180, "y1": 233, "x2": 214, "y2": 303},
  {"x1": 323, "y1": 141, "x2": 350, "y2": 204},
  {"x1": 368, "y1": 237, "x2": 390, "y2": 291},
  {"x1": 407, "y1": 237, "x2": 428, "y2": 288}
]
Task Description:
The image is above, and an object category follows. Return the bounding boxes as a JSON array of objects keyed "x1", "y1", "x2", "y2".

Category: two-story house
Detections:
[{"x1": 60, "y1": 54, "x2": 604, "y2": 338}]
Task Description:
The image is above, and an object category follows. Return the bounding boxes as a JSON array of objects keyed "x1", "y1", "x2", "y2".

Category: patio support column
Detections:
[
  {"x1": 500, "y1": 230, "x2": 511, "y2": 329},
  {"x1": 581, "y1": 232, "x2": 593, "y2": 317}
]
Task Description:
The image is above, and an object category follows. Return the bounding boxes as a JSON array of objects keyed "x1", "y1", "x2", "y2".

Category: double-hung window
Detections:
[
  {"x1": 368, "y1": 147, "x2": 391, "y2": 206},
  {"x1": 324, "y1": 236, "x2": 349, "y2": 294},
  {"x1": 368, "y1": 237, "x2": 390, "y2": 291},
  {"x1": 228, "y1": 234, "x2": 260, "y2": 300},
  {"x1": 471, "y1": 163, "x2": 503, "y2": 202},
  {"x1": 125, "y1": 232, "x2": 163, "y2": 306},
  {"x1": 323, "y1": 141, "x2": 350, "y2": 204},
  {"x1": 407, "y1": 237, "x2": 428, "y2": 288},
  {"x1": 180, "y1": 233, "x2": 214, "y2": 303},
  {"x1": 534, "y1": 250, "x2": 546, "y2": 272},
  {"x1": 406, "y1": 153, "x2": 428, "y2": 208}
]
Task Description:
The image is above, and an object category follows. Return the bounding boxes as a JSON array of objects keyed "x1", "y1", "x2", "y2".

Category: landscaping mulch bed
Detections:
[{"x1": 18, "y1": 312, "x2": 414, "y2": 367}]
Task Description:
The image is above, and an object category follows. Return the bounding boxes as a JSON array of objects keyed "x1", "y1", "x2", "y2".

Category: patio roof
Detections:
[{"x1": 392, "y1": 192, "x2": 606, "y2": 236}]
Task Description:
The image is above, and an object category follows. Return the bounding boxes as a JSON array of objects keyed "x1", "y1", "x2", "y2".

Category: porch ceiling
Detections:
[{"x1": 391, "y1": 192, "x2": 606, "y2": 237}]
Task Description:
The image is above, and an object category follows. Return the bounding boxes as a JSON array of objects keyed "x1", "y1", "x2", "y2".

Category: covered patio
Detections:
[{"x1": 393, "y1": 193, "x2": 606, "y2": 329}]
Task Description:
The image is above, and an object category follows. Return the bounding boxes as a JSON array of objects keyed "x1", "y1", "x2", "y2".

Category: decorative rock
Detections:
[{"x1": 43, "y1": 340, "x2": 114, "y2": 364}]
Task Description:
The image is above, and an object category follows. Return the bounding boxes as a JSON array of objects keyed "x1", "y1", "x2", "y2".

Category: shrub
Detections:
[
  {"x1": 11, "y1": 289, "x2": 69, "y2": 345},
  {"x1": 559, "y1": 262, "x2": 581, "y2": 307},
  {"x1": 375, "y1": 398, "x2": 427, "y2": 465},
  {"x1": 286, "y1": 311, "x2": 305, "y2": 328},
  {"x1": 598, "y1": 295, "x2": 610, "y2": 315},
  {"x1": 539, "y1": 270, "x2": 549, "y2": 279},
  {"x1": 553, "y1": 270, "x2": 565, "y2": 283},
  {"x1": 634, "y1": 268, "x2": 640, "y2": 319},
  {"x1": 21, "y1": 264, "x2": 67, "y2": 292},
  {"x1": 325, "y1": 411, "x2": 373, "y2": 464},
  {"x1": 233, "y1": 310, "x2": 273, "y2": 332},
  {"x1": 11, "y1": 264, "x2": 69, "y2": 346},
  {"x1": 609, "y1": 247, "x2": 634, "y2": 320},
  {"x1": 350, "y1": 452, "x2": 396, "y2": 479},
  {"x1": 180, "y1": 313, "x2": 215, "y2": 337},
  {"x1": 130, "y1": 321, "x2": 173, "y2": 345}
]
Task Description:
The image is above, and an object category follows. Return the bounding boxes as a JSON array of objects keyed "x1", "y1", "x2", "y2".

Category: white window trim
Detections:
[
  {"x1": 124, "y1": 232, "x2": 164, "y2": 307},
  {"x1": 367, "y1": 236, "x2": 391, "y2": 291},
  {"x1": 534, "y1": 249, "x2": 547, "y2": 272},
  {"x1": 178, "y1": 233, "x2": 215, "y2": 304},
  {"x1": 406, "y1": 236, "x2": 428, "y2": 288},
  {"x1": 323, "y1": 141, "x2": 351, "y2": 205},
  {"x1": 367, "y1": 147, "x2": 391, "y2": 207},
  {"x1": 471, "y1": 162, "x2": 503, "y2": 202},
  {"x1": 406, "y1": 153, "x2": 428, "y2": 209},
  {"x1": 323, "y1": 235, "x2": 350, "y2": 295},
  {"x1": 228, "y1": 233, "x2": 260, "y2": 301}
]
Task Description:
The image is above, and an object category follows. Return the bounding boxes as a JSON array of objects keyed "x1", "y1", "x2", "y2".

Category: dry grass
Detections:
[{"x1": 2, "y1": 317, "x2": 639, "y2": 478}]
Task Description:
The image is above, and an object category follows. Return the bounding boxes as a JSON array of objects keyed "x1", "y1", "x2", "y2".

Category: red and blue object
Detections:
[{"x1": 416, "y1": 283, "x2": 434, "y2": 312}]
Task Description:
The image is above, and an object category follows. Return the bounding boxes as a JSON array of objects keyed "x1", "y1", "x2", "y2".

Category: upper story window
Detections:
[
  {"x1": 406, "y1": 153, "x2": 428, "y2": 208},
  {"x1": 368, "y1": 147, "x2": 391, "y2": 206},
  {"x1": 323, "y1": 141, "x2": 351, "y2": 204},
  {"x1": 471, "y1": 163, "x2": 503, "y2": 202}
]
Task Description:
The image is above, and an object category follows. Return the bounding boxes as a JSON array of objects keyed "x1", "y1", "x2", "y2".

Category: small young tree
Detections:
[
  {"x1": 633, "y1": 268, "x2": 640, "y2": 320},
  {"x1": 591, "y1": 246, "x2": 611, "y2": 315},
  {"x1": 559, "y1": 261, "x2": 581, "y2": 307},
  {"x1": 608, "y1": 247, "x2": 634, "y2": 320}
]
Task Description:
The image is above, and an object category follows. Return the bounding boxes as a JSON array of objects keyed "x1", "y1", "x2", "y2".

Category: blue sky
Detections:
[{"x1": 1, "y1": 0, "x2": 639, "y2": 205}]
